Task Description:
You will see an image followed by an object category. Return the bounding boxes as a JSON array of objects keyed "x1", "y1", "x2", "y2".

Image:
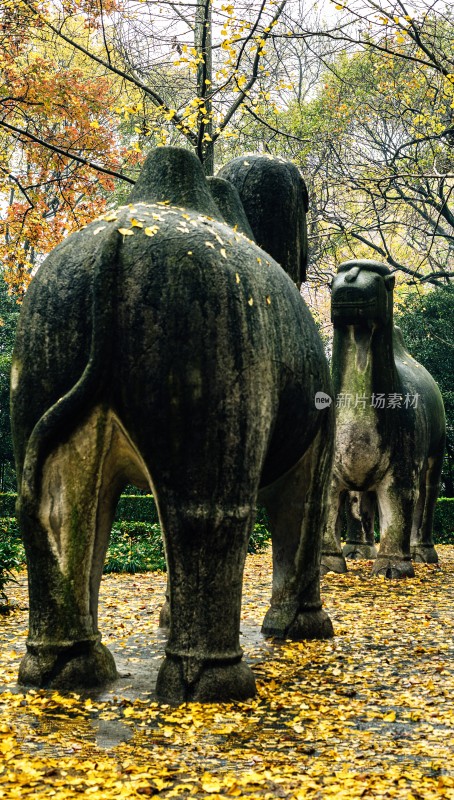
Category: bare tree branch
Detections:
[{"x1": 0, "y1": 120, "x2": 135, "y2": 184}]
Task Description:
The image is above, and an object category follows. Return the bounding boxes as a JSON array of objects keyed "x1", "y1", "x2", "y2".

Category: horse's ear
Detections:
[{"x1": 384, "y1": 274, "x2": 395, "y2": 292}]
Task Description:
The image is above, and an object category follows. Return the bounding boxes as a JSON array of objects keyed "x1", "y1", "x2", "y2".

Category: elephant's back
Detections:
[
  {"x1": 11, "y1": 201, "x2": 330, "y2": 487},
  {"x1": 115, "y1": 205, "x2": 294, "y2": 373},
  {"x1": 112, "y1": 203, "x2": 330, "y2": 484},
  {"x1": 114, "y1": 203, "x2": 324, "y2": 394}
]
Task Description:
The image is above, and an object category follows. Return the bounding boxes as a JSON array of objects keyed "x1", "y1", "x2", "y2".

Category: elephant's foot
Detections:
[
  {"x1": 343, "y1": 542, "x2": 378, "y2": 561},
  {"x1": 261, "y1": 605, "x2": 334, "y2": 640},
  {"x1": 155, "y1": 654, "x2": 256, "y2": 704},
  {"x1": 287, "y1": 609, "x2": 334, "y2": 641},
  {"x1": 159, "y1": 600, "x2": 170, "y2": 628},
  {"x1": 411, "y1": 544, "x2": 439, "y2": 564},
  {"x1": 321, "y1": 553, "x2": 348, "y2": 575},
  {"x1": 371, "y1": 556, "x2": 415, "y2": 579},
  {"x1": 18, "y1": 638, "x2": 117, "y2": 689}
]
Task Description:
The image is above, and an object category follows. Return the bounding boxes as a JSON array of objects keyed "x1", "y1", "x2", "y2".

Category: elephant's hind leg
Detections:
[
  {"x1": 260, "y1": 426, "x2": 334, "y2": 641},
  {"x1": 18, "y1": 407, "x2": 146, "y2": 688},
  {"x1": 154, "y1": 491, "x2": 257, "y2": 703}
]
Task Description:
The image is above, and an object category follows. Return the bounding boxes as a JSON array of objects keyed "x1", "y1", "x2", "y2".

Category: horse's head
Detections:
[{"x1": 331, "y1": 260, "x2": 395, "y2": 328}]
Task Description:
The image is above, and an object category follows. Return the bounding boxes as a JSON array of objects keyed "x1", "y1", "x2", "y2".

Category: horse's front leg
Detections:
[{"x1": 372, "y1": 473, "x2": 416, "y2": 578}]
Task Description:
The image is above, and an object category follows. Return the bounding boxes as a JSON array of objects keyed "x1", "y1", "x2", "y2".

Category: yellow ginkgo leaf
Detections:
[
  {"x1": 118, "y1": 228, "x2": 134, "y2": 236},
  {"x1": 201, "y1": 776, "x2": 222, "y2": 793}
]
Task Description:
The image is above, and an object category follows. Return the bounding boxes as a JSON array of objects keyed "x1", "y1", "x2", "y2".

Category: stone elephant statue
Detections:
[
  {"x1": 11, "y1": 147, "x2": 334, "y2": 703},
  {"x1": 322, "y1": 260, "x2": 446, "y2": 578}
]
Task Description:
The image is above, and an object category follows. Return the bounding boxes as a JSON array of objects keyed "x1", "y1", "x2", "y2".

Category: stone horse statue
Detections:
[
  {"x1": 322, "y1": 259, "x2": 445, "y2": 578},
  {"x1": 337, "y1": 490, "x2": 378, "y2": 561},
  {"x1": 11, "y1": 147, "x2": 334, "y2": 703}
]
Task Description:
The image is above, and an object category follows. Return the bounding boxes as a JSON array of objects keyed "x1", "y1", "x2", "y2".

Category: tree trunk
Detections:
[{"x1": 195, "y1": 0, "x2": 214, "y2": 175}]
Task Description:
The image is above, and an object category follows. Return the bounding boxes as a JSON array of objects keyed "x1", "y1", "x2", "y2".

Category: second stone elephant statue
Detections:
[{"x1": 11, "y1": 147, "x2": 335, "y2": 703}]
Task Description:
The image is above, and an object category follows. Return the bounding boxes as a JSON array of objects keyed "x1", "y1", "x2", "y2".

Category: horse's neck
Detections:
[{"x1": 332, "y1": 324, "x2": 398, "y2": 398}]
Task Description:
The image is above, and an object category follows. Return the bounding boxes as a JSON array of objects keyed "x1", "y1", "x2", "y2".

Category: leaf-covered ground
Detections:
[{"x1": 2, "y1": 547, "x2": 454, "y2": 799}]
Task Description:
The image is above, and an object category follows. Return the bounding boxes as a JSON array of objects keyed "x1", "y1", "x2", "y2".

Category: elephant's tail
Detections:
[{"x1": 19, "y1": 227, "x2": 120, "y2": 520}]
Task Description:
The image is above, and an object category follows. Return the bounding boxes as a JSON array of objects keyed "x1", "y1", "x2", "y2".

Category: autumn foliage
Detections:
[
  {"x1": 0, "y1": 0, "x2": 132, "y2": 294},
  {"x1": 2, "y1": 547, "x2": 454, "y2": 797},
  {"x1": 1, "y1": 0, "x2": 452, "y2": 294}
]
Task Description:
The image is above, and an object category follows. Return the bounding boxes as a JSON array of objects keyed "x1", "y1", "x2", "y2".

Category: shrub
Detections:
[
  {"x1": 433, "y1": 498, "x2": 454, "y2": 544},
  {"x1": 0, "y1": 517, "x2": 23, "y2": 610},
  {"x1": 0, "y1": 490, "x2": 274, "y2": 577},
  {"x1": 0, "y1": 493, "x2": 16, "y2": 518},
  {"x1": 249, "y1": 507, "x2": 271, "y2": 553},
  {"x1": 114, "y1": 495, "x2": 159, "y2": 524},
  {"x1": 104, "y1": 522, "x2": 166, "y2": 573},
  {"x1": 3, "y1": 493, "x2": 454, "y2": 572},
  {"x1": 103, "y1": 516, "x2": 271, "y2": 574}
]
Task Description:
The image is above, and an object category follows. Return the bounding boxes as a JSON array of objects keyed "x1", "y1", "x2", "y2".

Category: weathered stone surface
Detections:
[
  {"x1": 217, "y1": 154, "x2": 309, "y2": 283},
  {"x1": 128, "y1": 145, "x2": 222, "y2": 219},
  {"x1": 322, "y1": 259, "x2": 446, "y2": 578},
  {"x1": 11, "y1": 147, "x2": 334, "y2": 702},
  {"x1": 342, "y1": 491, "x2": 378, "y2": 561},
  {"x1": 207, "y1": 176, "x2": 255, "y2": 240}
]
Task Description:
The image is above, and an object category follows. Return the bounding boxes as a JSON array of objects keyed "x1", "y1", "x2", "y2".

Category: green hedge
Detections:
[
  {"x1": 114, "y1": 495, "x2": 160, "y2": 524},
  {"x1": 0, "y1": 492, "x2": 269, "y2": 528},
  {"x1": 0, "y1": 517, "x2": 22, "y2": 609},
  {"x1": 0, "y1": 515, "x2": 270, "y2": 576},
  {"x1": 0, "y1": 493, "x2": 163, "y2": 522},
  {"x1": 433, "y1": 498, "x2": 454, "y2": 543},
  {"x1": 1, "y1": 492, "x2": 452, "y2": 544},
  {"x1": 0, "y1": 493, "x2": 161, "y2": 523},
  {"x1": 338, "y1": 497, "x2": 454, "y2": 544},
  {"x1": 0, "y1": 497, "x2": 272, "y2": 580}
]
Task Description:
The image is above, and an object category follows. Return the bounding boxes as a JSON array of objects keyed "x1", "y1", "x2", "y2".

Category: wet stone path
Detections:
[{"x1": 1, "y1": 547, "x2": 454, "y2": 798}]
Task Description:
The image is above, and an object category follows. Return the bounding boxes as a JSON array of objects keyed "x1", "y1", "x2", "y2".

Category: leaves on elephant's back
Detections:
[{"x1": 144, "y1": 226, "x2": 159, "y2": 237}]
